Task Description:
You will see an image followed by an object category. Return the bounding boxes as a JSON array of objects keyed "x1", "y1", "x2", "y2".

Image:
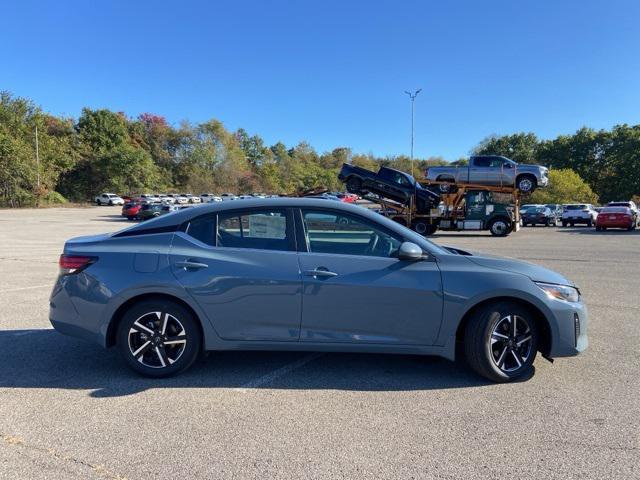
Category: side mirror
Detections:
[{"x1": 398, "y1": 242, "x2": 424, "y2": 261}]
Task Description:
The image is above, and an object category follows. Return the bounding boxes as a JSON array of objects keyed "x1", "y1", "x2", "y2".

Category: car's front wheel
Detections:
[
  {"x1": 464, "y1": 301, "x2": 538, "y2": 382},
  {"x1": 116, "y1": 299, "x2": 201, "y2": 377}
]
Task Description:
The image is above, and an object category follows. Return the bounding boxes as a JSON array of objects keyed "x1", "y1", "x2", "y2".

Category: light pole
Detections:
[{"x1": 404, "y1": 88, "x2": 422, "y2": 177}]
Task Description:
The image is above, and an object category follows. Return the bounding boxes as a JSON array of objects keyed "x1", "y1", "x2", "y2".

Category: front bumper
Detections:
[
  {"x1": 547, "y1": 298, "x2": 588, "y2": 357},
  {"x1": 538, "y1": 175, "x2": 549, "y2": 187}
]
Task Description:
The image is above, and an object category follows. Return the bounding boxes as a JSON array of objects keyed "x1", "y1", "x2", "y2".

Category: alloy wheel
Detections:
[
  {"x1": 489, "y1": 314, "x2": 533, "y2": 373},
  {"x1": 518, "y1": 178, "x2": 533, "y2": 192},
  {"x1": 128, "y1": 312, "x2": 187, "y2": 368}
]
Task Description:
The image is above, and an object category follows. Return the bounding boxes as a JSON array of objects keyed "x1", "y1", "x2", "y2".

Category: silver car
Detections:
[
  {"x1": 426, "y1": 155, "x2": 549, "y2": 193},
  {"x1": 50, "y1": 198, "x2": 587, "y2": 382}
]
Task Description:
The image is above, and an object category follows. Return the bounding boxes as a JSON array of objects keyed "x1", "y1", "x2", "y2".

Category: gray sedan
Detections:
[{"x1": 50, "y1": 198, "x2": 588, "y2": 382}]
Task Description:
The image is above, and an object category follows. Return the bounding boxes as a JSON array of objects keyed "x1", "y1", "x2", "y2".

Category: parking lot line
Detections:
[
  {"x1": 234, "y1": 352, "x2": 324, "y2": 391},
  {"x1": 0, "y1": 284, "x2": 51, "y2": 294}
]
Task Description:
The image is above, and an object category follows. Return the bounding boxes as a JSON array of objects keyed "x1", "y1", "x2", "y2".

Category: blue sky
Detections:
[{"x1": 2, "y1": 0, "x2": 639, "y2": 159}]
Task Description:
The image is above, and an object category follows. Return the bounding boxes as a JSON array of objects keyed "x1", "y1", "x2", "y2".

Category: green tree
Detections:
[
  {"x1": 529, "y1": 169, "x2": 598, "y2": 205},
  {"x1": 474, "y1": 133, "x2": 540, "y2": 164}
]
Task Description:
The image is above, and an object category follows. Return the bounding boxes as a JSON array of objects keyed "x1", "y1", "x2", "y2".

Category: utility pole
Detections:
[
  {"x1": 35, "y1": 125, "x2": 41, "y2": 205},
  {"x1": 404, "y1": 89, "x2": 422, "y2": 177}
]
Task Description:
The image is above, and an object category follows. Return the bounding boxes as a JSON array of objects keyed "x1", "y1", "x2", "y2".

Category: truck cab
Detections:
[{"x1": 439, "y1": 189, "x2": 516, "y2": 236}]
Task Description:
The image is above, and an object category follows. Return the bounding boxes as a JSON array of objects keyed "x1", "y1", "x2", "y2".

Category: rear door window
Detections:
[{"x1": 217, "y1": 209, "x2": 294, "y2": 251}]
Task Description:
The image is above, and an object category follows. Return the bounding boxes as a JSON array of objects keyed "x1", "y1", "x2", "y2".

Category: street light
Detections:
[{"x1": 404, "y1": 88, "x2": 422, "y2": 177}]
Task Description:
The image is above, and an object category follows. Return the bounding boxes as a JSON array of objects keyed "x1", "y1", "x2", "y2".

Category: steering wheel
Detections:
[{"x1": 365, "y1": 234, "x2": 379, "y2": 255}]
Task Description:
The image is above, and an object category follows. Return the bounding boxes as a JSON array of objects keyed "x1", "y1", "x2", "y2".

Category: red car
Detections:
[
  {"x1": 595, "y1": 207, "x2": 636, "y2": 231},
  {"x1": 121, "y1": 202, "x2": 142, "y2": 220},
  {"x1": 335, "y1": 192, "x2": 358, "y2": 203}
]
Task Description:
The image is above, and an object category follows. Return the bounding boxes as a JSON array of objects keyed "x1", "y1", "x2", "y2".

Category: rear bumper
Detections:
[
  {"x1": 48, "y1": 275, "x2": 109, "y2": 347},
  {"x1": 597, "y1": 220, "x2": 633, "y2": 228},
  {"x1": 563, "y1": 216, "x2": 591, "y2": 224}
]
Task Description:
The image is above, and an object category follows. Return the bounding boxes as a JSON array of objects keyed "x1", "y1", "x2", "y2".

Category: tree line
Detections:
[{"x1": 1, "y1": 91, "x2": 637, "y2": 207}]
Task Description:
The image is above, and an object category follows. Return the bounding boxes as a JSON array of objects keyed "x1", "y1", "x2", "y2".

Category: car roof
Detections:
[{"x1": 118, "y1": 198, "x2": 389, "y2": 234}]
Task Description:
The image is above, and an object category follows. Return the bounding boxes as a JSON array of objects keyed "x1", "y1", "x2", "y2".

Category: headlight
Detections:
[{"x1": 535, "y1": 282, "x2": 580, "y2": 303}]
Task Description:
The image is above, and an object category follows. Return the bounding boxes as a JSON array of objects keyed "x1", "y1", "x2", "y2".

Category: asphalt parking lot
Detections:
[{"x1": 0, "y1": 206, "x2": 638, "y2": 480}]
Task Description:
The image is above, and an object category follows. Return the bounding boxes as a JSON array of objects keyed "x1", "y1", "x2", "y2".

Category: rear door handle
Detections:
[
  {"x1": 175, "y1": 260, "x2": 209, "y2": 270},
  {"x1": 303, "y1": 269, "x2": 338, "y2": 278}
]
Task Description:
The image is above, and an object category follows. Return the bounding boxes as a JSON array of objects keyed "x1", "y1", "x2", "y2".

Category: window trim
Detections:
[{"x1": 298, "y1": 207, "x2": 405, "y2": 258}]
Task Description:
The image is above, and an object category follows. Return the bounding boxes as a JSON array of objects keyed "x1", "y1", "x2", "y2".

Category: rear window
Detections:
[
  {"x1": 601, "y1": 207, "x2": 630, "y2": 214},
  {"x1": 565, "y1": 205, "x2": 587, "y2": 210}
]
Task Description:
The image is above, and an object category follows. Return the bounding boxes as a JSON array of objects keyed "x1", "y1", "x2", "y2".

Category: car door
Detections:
[
  {"x1": 297, "y1": 208, "x2": 443, "y2": 345},
  {"x1": 170, "y1": 207, "x2": 302, "y2": 341},
  {"x1": 469, "y1": 157, "x2": 491, "y2": 184},
  {"x1": 486, "y1": 158, "x2": 513, "y2": 186}
]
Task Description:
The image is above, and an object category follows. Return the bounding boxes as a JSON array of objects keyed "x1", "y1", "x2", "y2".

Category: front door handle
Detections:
[
  {"x1": 303, "y1": 269, "x2": 338, "y2": 278},
  {"x1": 175, "y1": 260, "x2": 209, "y2": 270}
]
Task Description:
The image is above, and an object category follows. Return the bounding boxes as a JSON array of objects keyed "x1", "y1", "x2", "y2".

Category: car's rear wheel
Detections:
[
  {"x1": 116, "y1": 299, "x2": 201, "y2": 377},
  {"x1": 516, "y1": 175, "x2": 537, "y2": 193},
  {"x1": 464, "y1": 301, "x2": 538, "y2": 382}
]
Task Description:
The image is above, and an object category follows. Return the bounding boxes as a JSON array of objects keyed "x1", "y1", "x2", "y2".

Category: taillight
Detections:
[{"x1": 58, "y1": 255, "x2": 97, "y2": 275}]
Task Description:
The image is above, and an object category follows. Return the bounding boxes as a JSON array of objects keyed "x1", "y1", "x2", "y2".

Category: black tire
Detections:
[
  {"x1": 108, "y1": 200, "x2": 113, "y2": 206},
  {"x1": 516, "y1": 175, "x2": 537, "y2": 193},
  {"x1": 411, "y1": 219, "x2": 436, "y2": 236},
  {"x1": 522, "y1": 222, "x2": 527, "y2": 227},
  {"x1": 562, "y1": 221, "x2": 567, "y2": 227},
  {"x1": 463, "y1": 301, "x2": 539, "y2": 382},
  {"x1": 437, "y1": 178, "x2": 457, "y2": 194},
  {"x1": 488, "y1": 217, "x2": 511, "y2": 237},
  {"x1": 95, "y1": 199, "x2": 101, "y2": 205},
  {"x1": 544, "y1": 219, "x2": 550, "y2": 227},
  {"x1": 587, "y1": 219, "x2": 593, "y2": 227},
  {"x1": 116, "y1": 298, "x2": 201, "y2": 377},
  {"x1": 595, "y1": 226, "x2": 602, "y2": 232},
  {"x1": 346, "y1": 176, "x2": 363, "y2": 194}
]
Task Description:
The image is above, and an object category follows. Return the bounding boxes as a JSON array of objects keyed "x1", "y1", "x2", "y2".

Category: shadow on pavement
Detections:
[
  {"x1": 92, "y1": 215, "x2": 134, "y2": 222},
  {"x1": 0, "y1": 329, "x2": 494, "y2": 397}
]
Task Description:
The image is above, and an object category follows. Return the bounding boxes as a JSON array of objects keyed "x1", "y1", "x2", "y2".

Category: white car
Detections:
[
  {"x1": 139, "y1": 194, "x2": 161, "y2": 204},
  {"x1": 184, "y1": 194, "x2": 201, "y2": 204},
  {"x1": 95, "y1": 193, "x2": 124, "y2": 206},
  {"x1": 167, "y1": 194, "x2": 188, "y2": 205},
  {"x1": 562, "y1": 204, "x2": 598, "y2": 227},
  {"x1": 220, "y1": 193, "x2": 238, "y2": 201},
  {"x1": 607, "y1": 201, "x2": 638, "y2": 216},
  {"x1": 158, "y1": 194, "x2": 175, "y2": 204},
  {"x1": 200, "y1": 194, "x2": 222, "y2": 203}
]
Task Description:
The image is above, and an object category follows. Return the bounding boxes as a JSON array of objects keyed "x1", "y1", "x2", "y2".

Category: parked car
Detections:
[
  {"x1": 309, "y1": 193, "x2": 342, "y2": 201},
  {"x1": 139, "y1": 194, "x2": 161, "y2": 205},
  {"x1": 607, "y1": 201, "x2": 638, "y2": 225},
  {"x1": 167, "y1": 194, "x2": 188, "y2": 205},
  {"x1": 545, "y1": 204, "x2": 563, "y2": 219},
  {"x1": 95, "y1": 193, "x2": 124, "y2": 206},
  {"x1": 521, "y1": 206, "x2": 558, "y2": 227},
  {"x1": 425, "y1": 155, "x2": 549, "y2": 193},
  {"x1": 121, "y1": 202, "x2": 142, "y2": 220},
  {"x1": 595, "y1": 207, "x2": 636, "y2": 231},
  {"x1": 334, "y1": 192, "x2": 358, "y2": 203},
  {"x1": 200, "y1": 194, "x2": 222, "y2": 203},
  {"x1": 137, "y1": 204, "x2": 163, "y2": 220},
  {"x1": 519, "y1": 204, "x2": 544, "y2": 215},
  {"x1": 183, "y1": 194, "x2": 201, "y2": 204},
  {"x1": 50, "y1": 198, "x2": 587, "y2": 383},
  {"x1": 338, "y1": 163, "x2": 440, "y2": 213},
  {"x1": 158, "y1": 194, "x2": 175, "y2": 205},
  {"x1": 562, "y1": 204, "x2": 598, "y2": 227},
  {"x1": 220, "y1": 193, "x2": 237, "y2": 201}
]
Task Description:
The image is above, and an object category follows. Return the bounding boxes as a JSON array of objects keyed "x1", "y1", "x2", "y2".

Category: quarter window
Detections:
[{"x1": 302, "y1": 210, "x2": 402, "y2": 258}]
